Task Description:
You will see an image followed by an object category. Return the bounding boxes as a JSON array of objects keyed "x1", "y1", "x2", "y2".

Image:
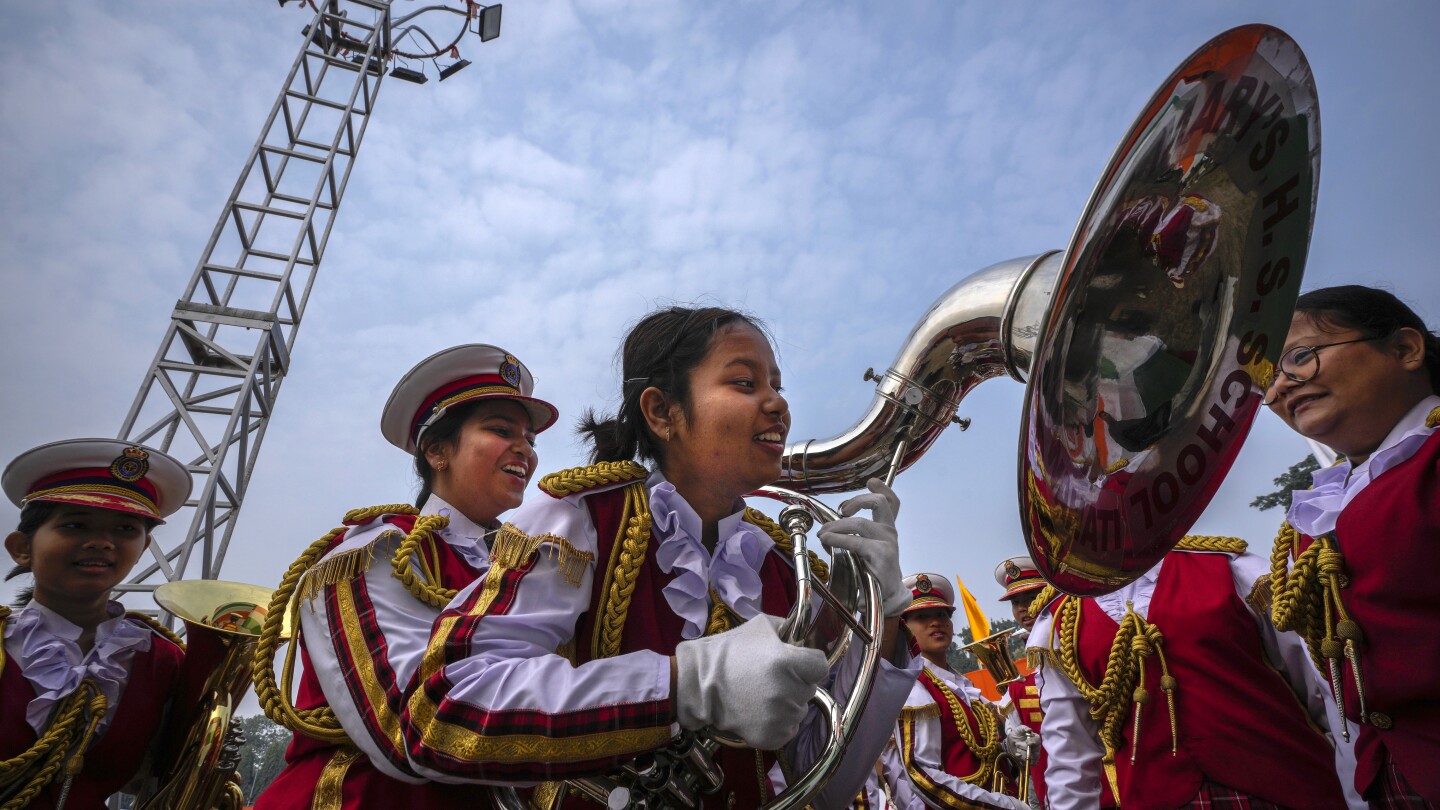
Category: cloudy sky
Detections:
[{"x1": 2, "y1": 0, "x2": 1436, "y2": 615}]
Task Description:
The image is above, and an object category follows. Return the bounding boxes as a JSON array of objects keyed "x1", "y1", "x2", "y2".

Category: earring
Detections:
[{"x1": 436, "y1": 460, "x2": 449, "y2": 471}]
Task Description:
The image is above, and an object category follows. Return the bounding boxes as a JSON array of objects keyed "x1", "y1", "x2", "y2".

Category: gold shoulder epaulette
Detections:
[
  {"x1": 900, "y1": 703, "x2": 943, "y2": 720},
  {"x1": 1175, "y1": 534, "x2": 1247, "y2": 554},
  {"x1": 539, "y1": 461, "x2": 648, "y2": 497},
  {"x1": 126, "y1": 611, "x2": 186, "y2": 650}
]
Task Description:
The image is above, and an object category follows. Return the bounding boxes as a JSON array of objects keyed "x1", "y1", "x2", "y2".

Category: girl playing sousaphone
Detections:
[
  {"x1": 399, "y1": 305, "x2": 917, "y2": 808},
  {"x1": 1, "y1": 439, "x2": 191, "y2": 809},
  {"x1": 253, "y1": 344, "x2": 557, "y2": 809},
  {"x1": 1265, "y1": 286, "x2": 1440, "y2": 807}
]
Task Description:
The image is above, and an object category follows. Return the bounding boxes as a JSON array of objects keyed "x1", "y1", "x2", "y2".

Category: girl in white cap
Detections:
[
  {"x1": 893, "y1": 572, "x2": 1027, "y2": 810},
  {"x1": 252, "y1": 344, "x2": 557, "y2": 810},
  {"x1": 398, "y1": 305, "x2": 917, "y2": 809},
  {"x1": 1, "y1": 439, "x2": 191, "y2": 809}
]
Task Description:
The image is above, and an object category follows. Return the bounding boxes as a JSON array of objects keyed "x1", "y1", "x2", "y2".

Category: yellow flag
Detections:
[{"x1": 956, "y1": 574, "x2": 991, "y2": 641}]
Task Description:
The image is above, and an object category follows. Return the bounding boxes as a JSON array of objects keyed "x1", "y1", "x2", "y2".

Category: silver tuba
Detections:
[{"x1": 496, "y1": 23, "x2": 1319, "y2": 808}]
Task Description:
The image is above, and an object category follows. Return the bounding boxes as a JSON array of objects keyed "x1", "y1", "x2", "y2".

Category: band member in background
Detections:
[
  {"x1": 1028, "y1": 532, "x2": 1362, "y2": 810},
  {"x1": 1, "y1": 439, "x2": 191, "y2": 809},
  {"x1": 253, "y1": 344, "x2": 557, "y2": 809},
  {"x1": 1265, "y1": 285, "x2": 1440, "y2": 807},
  {"x1": 895, "y1": 572, "x2": 1026, "y2": 810},
  {"x1": 399, "y1": 306, "x2": 917, "y2": 809},
  {"x1": 993, "y1": 556, "x2": 1050, "y2": 809}
]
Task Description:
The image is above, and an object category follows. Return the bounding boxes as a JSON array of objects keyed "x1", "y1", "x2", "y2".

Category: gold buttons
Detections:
[{"x1": 1369, "y1": 711, "x2": 1393, "y2": 730}]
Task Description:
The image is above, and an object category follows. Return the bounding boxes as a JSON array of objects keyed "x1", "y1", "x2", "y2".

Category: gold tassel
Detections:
[
  {"x1": 900, "y1": 703, "x2": 943, "y2": 721},
  {"x1": 297, "y1": 540, "x2": 381, "y2": 603},
  {"x1": 543, "y1": 535, "x2": 596, "y2": 588}
]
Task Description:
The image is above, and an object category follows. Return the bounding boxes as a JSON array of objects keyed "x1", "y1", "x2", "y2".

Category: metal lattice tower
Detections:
[{"x1": 116, "y1": 0, "x2": 499, "y2": 603}]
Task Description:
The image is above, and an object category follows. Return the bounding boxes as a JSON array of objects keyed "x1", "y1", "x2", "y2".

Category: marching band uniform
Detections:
[
  {"x1": 0, "y1": 440, "x2": 191, "y2": 809},
  {"x1": 894, "y1": 574, "x2": 1025, "y2": 810},
  {"x1": 1029, "y1": 538, "x2": 1362, "y2": 810},
  {"x1": 400, "y1": 464, "x2": 917, "y2": 809},
  {"x1": 993, "y1": 557, "x2": 1053, "y2": 810},
  {"x1": 1270, "y1": 396, "x2": 1440, "y2": 805},
  {"x1": 255, "y1": 346, "x2": 558, "y2": 810}
]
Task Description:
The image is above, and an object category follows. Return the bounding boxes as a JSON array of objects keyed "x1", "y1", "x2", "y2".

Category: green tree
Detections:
[
  {"x1": 1250, "y1": 456, "x2": 1319, "y2": 512},
  {"x1": 235, "y1": 714, "x2": 293, "y2": 802}
]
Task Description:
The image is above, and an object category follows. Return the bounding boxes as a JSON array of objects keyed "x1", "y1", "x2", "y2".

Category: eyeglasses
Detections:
[{"x1": 1262, "y1": 336, "x2": 1381, "y2": 406}]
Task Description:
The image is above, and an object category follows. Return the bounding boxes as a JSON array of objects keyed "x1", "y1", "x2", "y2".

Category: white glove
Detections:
[
  {"x1": 674, "y1": 614, "x2": 829, "y2": 750},
  {"x1": 1004, "y1": 725, "x2": 1041, "y2": 764},
  {"x1": 816, "y1": 478, "x2": 908, "y2": 617}
]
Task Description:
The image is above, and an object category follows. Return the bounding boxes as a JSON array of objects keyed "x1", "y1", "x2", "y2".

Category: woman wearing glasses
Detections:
[{"x1": 1266, "y1": 285, "x2": 1440, "y2": 807}]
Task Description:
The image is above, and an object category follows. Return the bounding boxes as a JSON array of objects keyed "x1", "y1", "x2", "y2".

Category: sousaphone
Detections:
[{"x1": 500, "y1": 24, "x2": 1320, "y2": 809}]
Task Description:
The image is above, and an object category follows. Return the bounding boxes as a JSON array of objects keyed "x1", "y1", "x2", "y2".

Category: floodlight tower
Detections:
[{"x1": 114, "y1": 0, "x2": 502, "y2": 604}]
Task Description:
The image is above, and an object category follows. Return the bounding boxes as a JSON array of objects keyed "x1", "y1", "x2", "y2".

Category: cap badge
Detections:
[
  {"x1": 915, "y1": 574, "x2": 933, "y2": 594},
  {"x1": 110, "y1": 446, "x2": 150, "y2": 483},
  {"x1": 499, "y1": 354, "x2": 522, "y2": 389},
  {"x1": 1005, "y1": 561, "x2": 1022, "y2": 582}
]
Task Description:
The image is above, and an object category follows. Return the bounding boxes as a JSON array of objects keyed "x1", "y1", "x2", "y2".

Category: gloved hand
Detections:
[
  {"x1": 1004, "y1": 725, "x2": 1041, "y2": 764},
  {"x1": 674, "y1": 614, "x2": 829, "y2": 750},
  {"x1": 816, "y1": 478, "x2": 908, "y2": 617}
]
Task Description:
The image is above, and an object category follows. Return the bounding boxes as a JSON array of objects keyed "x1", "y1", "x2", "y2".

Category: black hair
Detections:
[
  {"x1": 7, "y1": 501, "x2": 160, "y2": 608},
  {"x1": 6, "y1": 501, "x2": 57, "y2": 606},
  {"x1": 412, "y1": 399, "x2": 488, "y2": 508},
  {"x1": 1294, "y1": 285, "x2": 1440, "y2": 394},
  {"x1": 579, "y1": 305, "x2": 767, "y2": 464}
]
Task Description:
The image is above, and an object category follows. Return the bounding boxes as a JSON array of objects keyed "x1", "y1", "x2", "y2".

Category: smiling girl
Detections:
[
  {"x1": 1266, "y1": 286, "x2": 1440, "y2": 807},
  {"x1": 893, "y1": 572, "x2": 1026, "y2": 810},
  {"x1": 399, "y1": 306, "x2": 917, "y2": 809},
  {"x1": 253, "y1": 344, "x2": 557, "y2": 810},
  {"x1": 1, "y1": 439, "x2": 191, "y2": 809}
]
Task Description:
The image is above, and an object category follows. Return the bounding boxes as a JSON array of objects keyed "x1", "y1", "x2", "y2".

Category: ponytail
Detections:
[{"x1": 579, "y1": 306, "x2": 768, "y2": 464}]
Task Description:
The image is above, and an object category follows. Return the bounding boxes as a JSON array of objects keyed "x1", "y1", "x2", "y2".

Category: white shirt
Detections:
[
  {"x1": 897, "y1": 663, "x2": 1025, "y2": 810},
  {"x1": 299, "y1": 493, "x2": 493, "y2": 783},
  {"x1": 1029, "y1": 551, "x2": 1364, "y2": 810},
  {"x1": 2, "y1": 600, "x2": 153, "y2": 734},
  {"x1": 1287, "y1": 394, "x2": 1440, "y2": 538}
]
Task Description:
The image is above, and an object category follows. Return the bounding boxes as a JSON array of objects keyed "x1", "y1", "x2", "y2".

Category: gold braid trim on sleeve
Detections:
[
  {"x1": 538, "y1": 461, "x2": 649, "y2": 497},
  {"x1": 0, "y1": 679, "x2": 107, "y2": 810},
  {"x1": 1427, "y1": 405, "x2": 1440, "y2": 428}
]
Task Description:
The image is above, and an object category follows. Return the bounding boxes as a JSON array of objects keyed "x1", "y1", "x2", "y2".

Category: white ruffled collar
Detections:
[
  {"x1": 1287, "y1": 394, "x2": 1440, "y2": 538},
  {"x1": 2, "y1": 600, "x2": 152, "y2": 734},
  {"x1": 421, "y1": 493, "x2": 498, "y2": 571},
  {"x1": 648, "y1": 475, "x2": 775, "y2": 640}
]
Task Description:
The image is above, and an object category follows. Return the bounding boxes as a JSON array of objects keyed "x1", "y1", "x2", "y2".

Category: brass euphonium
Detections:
[
  {"x1": 136, "y1": 580, "x2": 285, "y2": 810},
  {"x1": 497, "y1": 23, "x2": 1319, "y2": 809},
  {"x1": 962, "y1": 628, "x2": 1022, "y2": 690}
]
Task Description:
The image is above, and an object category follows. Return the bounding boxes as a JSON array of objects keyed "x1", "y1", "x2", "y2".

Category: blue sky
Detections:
[{"x1": 2, "y1": 0, "x2": 1437, "y2": 613}]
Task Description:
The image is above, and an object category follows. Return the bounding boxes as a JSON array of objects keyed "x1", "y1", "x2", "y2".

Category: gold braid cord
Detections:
[
  {"x1": 1173, "y1": 534, "x2": 1247, "y2": 554},
  {"x1": 389, "y1": 511, "x2": 457, "y2": 609},
  {"x1": 251, "y1": 503, "x2": 423, "y2": 745},
  {"x1": 923, "y1": 669, "x2": 1002, "y2": 785},
  {"x1": 125, "y1": 611, "x2": 186, "y2": 650},
  {"x1": 1052, "y1": 592, "x2": 1179, "y2": 765},
  {"x1": 593, "y1": 482, "x2": 653, "y2": 659},
  {"x1": 539, "y1": 461, "x2": 648, "y2": 497},
  {"x1": 0, "y1": 678, "x2": 107, "y2": 810}
]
